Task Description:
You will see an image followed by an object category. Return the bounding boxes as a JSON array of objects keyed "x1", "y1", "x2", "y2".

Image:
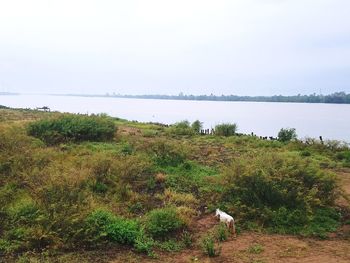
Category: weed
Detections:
[
  {"x1": 248, "y1": 244, "x2": 264, "y2": 254},
  {"x1": 200, "y1": 234, "x2": 221, "y2": 257}
]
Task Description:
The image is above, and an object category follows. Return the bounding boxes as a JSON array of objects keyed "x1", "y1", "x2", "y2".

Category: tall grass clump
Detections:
[
  {"x1": 214, "y1": 123, "x2": 237, "y2": 137},
  {"x1": 221, "y1": 153, "x2": 340, "y2": 237},
  {"x1": 27, "y1": 114, "x2": 116, "y2": 145}
]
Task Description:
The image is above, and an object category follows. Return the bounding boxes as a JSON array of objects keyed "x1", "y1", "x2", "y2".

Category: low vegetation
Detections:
[
  {"x1": 214, "y1": 123, "x2": 238, "y2": 136},
  {"x1": 0, "y1": 108, "x2": 349, "y2": 262},
  {"x1": 27, "y1": 114, "x2": 116, "y2": 145}
]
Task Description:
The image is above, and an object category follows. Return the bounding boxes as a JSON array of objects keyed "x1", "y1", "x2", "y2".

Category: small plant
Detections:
[
  {"x1": 134, "y1": 231, "x2": 154, "y2": 255},
  {"x1": 181, "y1": 231, "x2": 193, "y2": 248},
  {"x1": 121, "y1": 143, "x2": 133, "y2": 155},
  {"x1": 215, "y1": 223, "x2": 229, "y2": 242},
  {"x1": 214, "y1": 123, "x2": 237, "y2": 137},
  {"x1": 248, "y1": 244, "x2": 264, "y2": 254},
  {"x1": 158, "y1": 239, "x2": 183, "y2": 252},
  {"x1": 300, "y1": 150, "x2": 311, "y2": 157},
  {"x1": 200, "y1": 234, "x2": 221, "y2": 257},
  {"x1": 278, "y1": 128, "x2": 297, "y2": 142}
]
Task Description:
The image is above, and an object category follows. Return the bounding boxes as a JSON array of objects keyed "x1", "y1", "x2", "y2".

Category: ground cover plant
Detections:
[
  {"x1": 0, "y1": 108, "x2": 349, "y2": 262},
  {"x1": 27, "y1": 114, "x2": 116, "y2": 145}
]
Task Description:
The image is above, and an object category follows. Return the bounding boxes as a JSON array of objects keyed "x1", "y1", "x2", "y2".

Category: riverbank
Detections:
[{"x1": 0, "y1": 108, "x2": 349, "y2": 262}]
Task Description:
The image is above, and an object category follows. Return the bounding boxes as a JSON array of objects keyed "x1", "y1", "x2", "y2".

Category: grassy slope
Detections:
[{"x1": 0, "y1": 109, "x2": 349, "y2": 263}]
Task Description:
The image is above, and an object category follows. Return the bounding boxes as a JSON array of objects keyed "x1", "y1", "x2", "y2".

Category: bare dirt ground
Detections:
[{"x1": 104, "y1": 214, "x2": 350, "y2": 263}]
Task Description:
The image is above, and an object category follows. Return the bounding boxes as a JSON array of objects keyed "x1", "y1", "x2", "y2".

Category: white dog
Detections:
[{"x1": 215, "y1": 208, "x2": 236, "y2": 235}]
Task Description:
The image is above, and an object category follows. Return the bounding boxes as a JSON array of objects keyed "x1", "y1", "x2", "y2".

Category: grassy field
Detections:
[{"x1": 0, "y1": 108, "x2": 349, "y2": 263}]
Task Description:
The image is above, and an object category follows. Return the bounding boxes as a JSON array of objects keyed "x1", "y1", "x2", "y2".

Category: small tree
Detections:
[
  {"x1": 214, "y1": 123, "x2": 237, "y2": 137},
  {"x1": 277, "y1": 128, "x2": 297, "y2": 142},
  {"x1": 191, "y1": 120, "x2": 203, "y2": 134}
]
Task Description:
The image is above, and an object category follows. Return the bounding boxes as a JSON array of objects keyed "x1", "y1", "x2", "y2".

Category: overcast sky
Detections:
[{"x1": 0, "y1": 0, "x2": 349, "y2": 96}]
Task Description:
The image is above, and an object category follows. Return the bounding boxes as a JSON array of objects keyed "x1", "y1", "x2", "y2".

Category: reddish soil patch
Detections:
[{"x1": 106, "y1": 214, "x2": 350, "y2": 263}]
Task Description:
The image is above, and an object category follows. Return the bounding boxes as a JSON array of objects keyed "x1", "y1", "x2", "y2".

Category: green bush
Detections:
[
  {"x1": 336, "y1": 150, "x2": 350, "y2": 167},
  {"x1": 27, "y1": 114, "x2": 116, "y2": 145},
  {"x1": 145, "y1": 208, "x2": 184, "y2": 238},
  {"x1": 134, "y1": 232, "x2": 154, "y2": 255},
  {"x1": 191, "y1": 120, "x2": 203, "y2": 134},
  {"x1": 214, "y1": 123, "x2": 237, "y2": 137},
  {"x1": 278, "y1": 128, "x2": 297, "y2": 142},
  {"x1": 84, "y1": 210, "x2": 141, "y2": 246},
  {"x1": 168, "y1": 120, "x2": 195, "y2": 136},
  {"x1": 150, "y1": 140, "x2": 187, "y2": 167},
  {"x1": 221, "y1": 153, "x2": 339, "y2": 235}
]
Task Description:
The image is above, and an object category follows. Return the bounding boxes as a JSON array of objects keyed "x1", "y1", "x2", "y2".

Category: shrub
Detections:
[
  {"x1": 214, "y1": 123, "x2": 237, "y2": 137},
  {"x1": 336, "y1": 150, "x2": 350, "y2": 167},
  {"x1": 221, "y1": 153, "x2": 339, "y2": 235},
  {"x1": 84, "y1": 209, "x2": 141, "y2": 246},
  {"x1": 145, "y1": 208, "x2": 184, "y2": 238},
  {"x1": 200, "y1": 234, "x2": 221, "y2": 257},
  {"x1": 27, "y1": 114, "x2": 116, "y2": 145},
  {"x1": 150, "y1": 140, "x2": 187, "y2": 167},
  {"x1": 278, "y1": 128, "x2": 297, "y2": 142},
  {"x1": 301, "y1": 207, "x2": 341, "y2": 239},
  {"x1": 191, "y1": 120, "x2": 203, "y2": 134},
  {"x1": 168, "y1": 120, "x2": 194, "y2": 136}
]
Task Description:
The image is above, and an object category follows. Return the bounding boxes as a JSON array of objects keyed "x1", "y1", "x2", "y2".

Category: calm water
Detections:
[{"x1": 1, "y1": 94, "x2": 350, "y2": 142}]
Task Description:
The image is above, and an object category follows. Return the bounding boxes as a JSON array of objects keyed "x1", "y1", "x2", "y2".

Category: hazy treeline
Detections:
[
  {"x1": 95, "y1": 92, "x2": 350, "y2": 104},
  {"x1": 117, "y1": 92, "x2": 350, "y2": 104}
]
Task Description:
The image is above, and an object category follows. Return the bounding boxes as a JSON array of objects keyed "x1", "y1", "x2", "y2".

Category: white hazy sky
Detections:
[{"x1": 0, "y1": 0, "x2": 349, "y2": 95}]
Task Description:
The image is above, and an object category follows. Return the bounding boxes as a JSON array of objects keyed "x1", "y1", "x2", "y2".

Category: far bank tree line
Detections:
[{"x1": 106, "y1": 92, "x2": 350, "y2": 104}]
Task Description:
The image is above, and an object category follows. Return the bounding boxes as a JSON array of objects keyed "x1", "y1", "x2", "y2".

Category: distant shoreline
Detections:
[
  {"x1": 2, "y1": 92, "x2": 350, "y2": 104},
  {"x1": 50, "y1": 92, "x2": 350, "y2": 104}
]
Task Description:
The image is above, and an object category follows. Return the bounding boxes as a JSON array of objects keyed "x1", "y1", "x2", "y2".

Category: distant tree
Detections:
[
  {"x1": 278, "y1": 128, "x2": 297, "y2": 142},
  {"x1": 191, "y1": 120, "x2": 203, "y2": 134}
]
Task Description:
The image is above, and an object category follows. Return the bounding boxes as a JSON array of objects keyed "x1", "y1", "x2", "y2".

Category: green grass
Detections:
[{"x1": 0, "y1": 108, "x2": 348, "y2": 260}]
